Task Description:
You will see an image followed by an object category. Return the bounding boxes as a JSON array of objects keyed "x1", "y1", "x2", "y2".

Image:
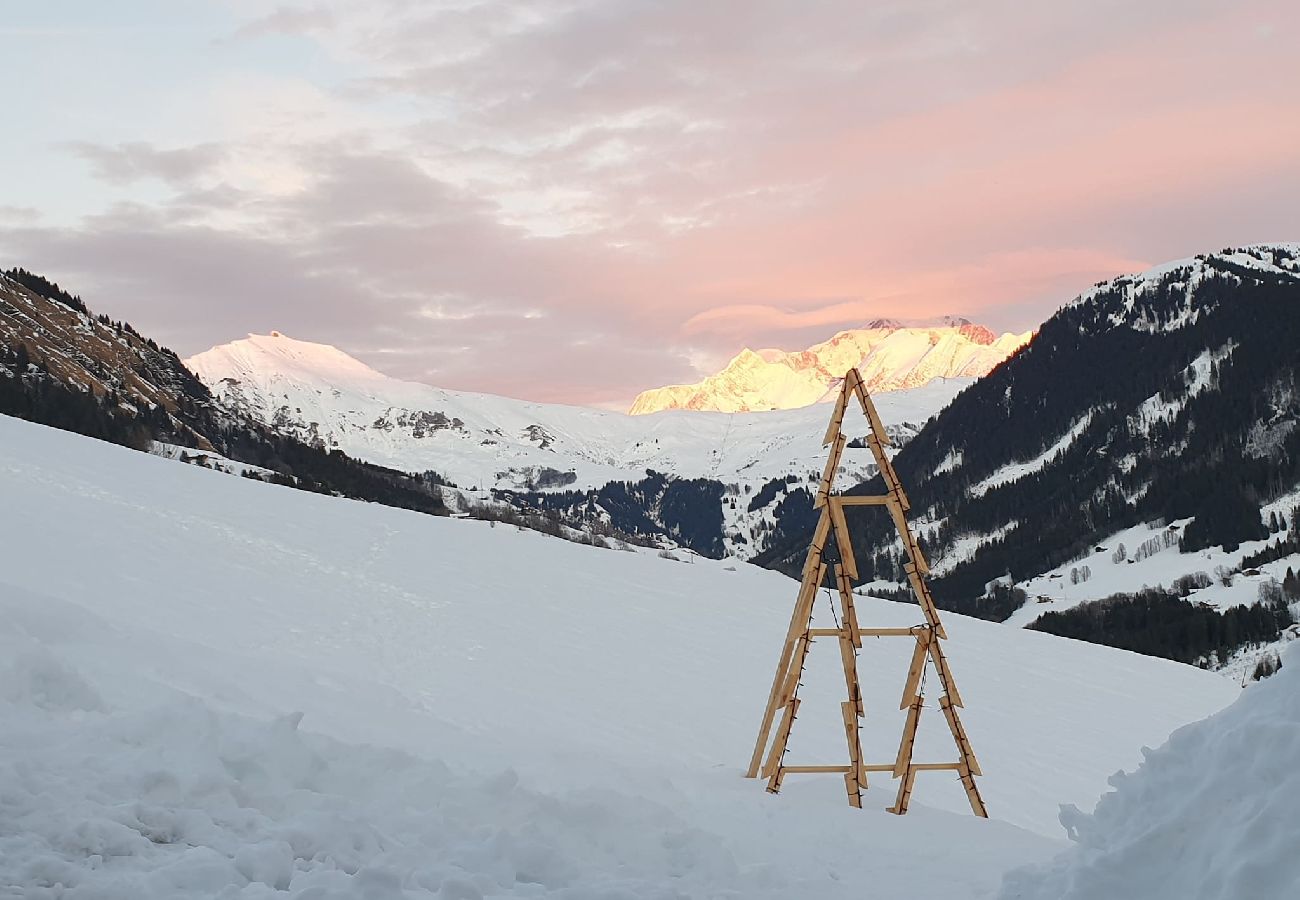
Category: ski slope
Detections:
[{"x1": 0, "y1": 415, "x2": 1241, "y2": 897}]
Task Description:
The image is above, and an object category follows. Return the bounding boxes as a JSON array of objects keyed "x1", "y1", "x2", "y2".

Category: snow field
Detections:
[{"x1": 0, "y1": 415, "x2": 1242, "y2": 897}]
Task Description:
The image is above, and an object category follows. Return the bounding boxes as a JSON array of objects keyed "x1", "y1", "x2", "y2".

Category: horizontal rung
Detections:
[
  {"x1": 831, "y1": 495, "x2": 891, "y2": 506},
  {"x1": 782, "y1": 765, "x2": 852, "y2": 773},
  {"x1": 778, "y1": 762, "x2": 960, "y2": 776},
  {"x1": 807, "y1": 627, "x2": 928, "y2": 638}
]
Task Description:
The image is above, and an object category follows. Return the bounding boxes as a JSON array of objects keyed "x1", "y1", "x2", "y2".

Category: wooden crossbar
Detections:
[
  {"x1": 807, "y1": 626, "x2": 928, "y2": 637},
  {"x1": 780, "y1": 762, "x2": 962, "y2": 775},
  {"x1": 747, "y1": 367, "x2": 987, "y2": 818}
]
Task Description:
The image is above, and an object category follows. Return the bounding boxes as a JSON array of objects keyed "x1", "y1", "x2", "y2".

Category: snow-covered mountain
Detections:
[
  {"x1": 186, "y1": 331, "x2": 965, "y2": 493},
  {"x1": 0, "y1": 271, "x2": 448, "y2": 518},
  {"x1": 0, "y1": 411, "x2": 1249, "y2": 896},
  {"x1": 760, "y1": 244, "x2": 1300, "y2": 669},
  {"x1": 628, "y1": 317, "x2": 1031, "y2": 414}
]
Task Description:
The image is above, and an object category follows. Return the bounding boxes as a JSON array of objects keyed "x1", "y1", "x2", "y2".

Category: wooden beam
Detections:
[
  {"x1": 958, "y1": 759, "x2": 989, "y2": 818},
  {"x1": 822, "y1": 382, "x2": 849, "y2": 447},
  {"x1": 939, "y1": 695, "x2": 980, "y2": 774},
  {"x1": 904, "y1": 562, "x2": 947, "y2": 639},
  {"x1": 747, "y1": 551, "x2": 826, "y2": 778},
  {"x1": 814, "y1": 434, "x2": 847, "y2": 509},
  {"x1": 899, "y1": 630, "x2": 930, "y2": 710},
  {"x1": 805, "y1": 626, "x2": 926, "y2": 638},
  {"x1": 782, "y1": 764, "x2": 852, "y2": 774},
  {"x1": 828, "y1": 498, "x2": 858, "y2": 580},
  {"x1": 927, "y1": 637, "x2": 963, "y2": 707},
  {"x1": 888, "y1": 767, "x2": 918, "y2": 815},
  {"x1": 893, "y1": 696, "x2": 922, "y2": 778},
  {"x1": 833, "y1": 495, "x2": 891, "y2": 506},
  {"x1": 762, "y1": 696, "x2": 800, "y2": 780},
  {"x1": 833, "y1": 565, "x2": 862, "y2": 649},
  {"x1": 801, "y1": 512, "x2": 832, "y2": 578}
]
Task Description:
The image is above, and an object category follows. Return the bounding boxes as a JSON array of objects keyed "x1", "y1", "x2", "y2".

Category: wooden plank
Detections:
[
  {"x1": 828, "y1": 499, "x2": 858, "y2": 580},
  {"x1": 887, "y1": 498, "x2": 928, "y2": 575},
  {"x1": 814, "y1": 434, "x2": 846, "y2": 509},
  {"x1": 899, "y1": 630, "x2": 930, "y2": 709},
  {"x1": 939, "y1": 695, "x2": 980, "y2": 774},
  {"x1": 860, "y1": 763, "x2": 897, "y2": 772},
  {"x1": 835, "y1": 621, "x2": 863, "y2": 719},
  {"x1": 805, "y1": 626, "x2": 925, "y2": 638},
  {"x1": 844, "y1": 772, "x2": 862, "y2": 808},
  {"x1": 855, "y1": 376, "x2": 890, "y2": 444},
  {"x1": 893, "y1": 696, "x2": 923, "y2": 777},
  {"x1": 782, "y1": 765, "x2": 852, "y2": 774},
  {"x1": 834, "y1": 495, "x2": 890, "y2": 506},
  {"x1": 747, "y1": 633, "x2": 802, "y2": 776},
  {"x1": 904, "y1": 563, "x2": 947, "y2": 639},
  {"x1": 747, "y1": 631, "x2": 803, "y2": 779},
  {"x1": 762, "y1": 697, "x2": 800, "y2": 779},
  {"x1": 748, "y1": 556, "x2": 824, "y2": 778},
  {"x1": 874, "y1": 452, "x2": 912, "y2": 512},
  {"x1": 888, "y1": 767, "x2": 918, "y2": 815},
  {"x1": 928, "y1": 639, "x2": 963, "y2": 707},
  {"x1": 958, "y1": 760, "x2": 989, "y2": 818},
  {"x1": 822, "y1": 382, "x2": 849, "y2": 446},
  {"x1": 841, "y1": 701, "x2": 864, "y2": 793},
  {"x1": 835, "y1": 569, "x2": 862, "y2": 649},
  {"x1": 910, "y1": 762, "x2": 963, "y2": 771},
  {"x1": 765, "y1": 766, "x2": 786, "y2": 794},
  {"x1": 801, "y1": 513, "x2": 832, "y2": 580}
]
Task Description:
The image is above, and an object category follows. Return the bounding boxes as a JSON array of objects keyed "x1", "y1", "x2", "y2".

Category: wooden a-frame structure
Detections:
[{"x1": 745, "y1": 367, "x2": 987, "y2": 816}]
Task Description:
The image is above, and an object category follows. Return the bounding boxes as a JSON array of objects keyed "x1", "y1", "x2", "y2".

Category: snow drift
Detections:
[{"x1": 1002, "y1": 644, "x2": 1300, "y2": 900}]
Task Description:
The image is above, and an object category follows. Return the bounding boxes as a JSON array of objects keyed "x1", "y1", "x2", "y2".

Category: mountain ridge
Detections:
[
  {"x1": 629, "y1": 319, "x2": 1031, "y2": 414},
  {"x1": 755, "y1": 243, "x2": 1300, "y2": 651}
]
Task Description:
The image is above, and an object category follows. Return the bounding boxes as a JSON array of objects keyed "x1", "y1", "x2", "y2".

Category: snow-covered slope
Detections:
[
  {"x1": 629, "y1": 318, "x2": 1031, "y2": 414},
  {"x1": 0, "y1": 413, "x2": 1239, "y2": 896},
  {"x1": 1001, "y1": 643, "x2": 1300, "y2": 900},
  {"x1": 186, "y1": 332, "x2": 966, "y2": 492}
]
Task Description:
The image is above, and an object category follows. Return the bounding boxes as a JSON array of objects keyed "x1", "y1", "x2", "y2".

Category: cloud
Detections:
[
  {"x1": 64, "y1": 142, "x2": 227, "y2": 188},
  {"x1": 4, "y1": 0, "x2": 1299, "y2": 407},
  {"x1": 231, "y1": 5, "x2": 335, "y2": 41}
]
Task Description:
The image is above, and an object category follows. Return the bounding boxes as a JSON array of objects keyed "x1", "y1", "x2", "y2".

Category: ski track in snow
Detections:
[{"x1": 0, "y1": 415, "x2": 1243, "y2": 898}]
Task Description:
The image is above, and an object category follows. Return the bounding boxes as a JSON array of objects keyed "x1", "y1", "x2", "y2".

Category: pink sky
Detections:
[{"x1": 2, "y1": 0, "x2": 1297, "y2": 407}]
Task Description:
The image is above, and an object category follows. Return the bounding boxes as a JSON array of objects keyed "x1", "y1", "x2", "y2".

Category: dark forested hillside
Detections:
[
  {"x1": 0, "y1": 270, "x2": 447, "y2": 517},
  {"x1": 505, "y1": 470, "x2": 727, "y2": 557},
  {"x1": 757, "y1": 246, "x2": 1300, "y2": 621}
]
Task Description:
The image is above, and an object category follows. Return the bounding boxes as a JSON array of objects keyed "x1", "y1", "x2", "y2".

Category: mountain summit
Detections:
[{"x1": 628, "y1": 320, "x2": 1031, "y2": 414}]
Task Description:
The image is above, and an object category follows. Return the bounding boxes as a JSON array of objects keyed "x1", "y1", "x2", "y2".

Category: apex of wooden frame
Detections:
[{"x1": 746, "y1": 368, "x2": 987, "y2": 817}]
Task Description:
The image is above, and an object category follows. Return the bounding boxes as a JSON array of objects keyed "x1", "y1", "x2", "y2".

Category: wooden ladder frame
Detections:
[{"x1": 745, "y1": 367, "x2": 987, "y2": 816}]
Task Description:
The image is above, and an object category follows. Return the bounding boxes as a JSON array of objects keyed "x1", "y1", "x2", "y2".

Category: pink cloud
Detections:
[{"x1": 4, "y1": 0, "x2": 1298, "y2": 407}]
